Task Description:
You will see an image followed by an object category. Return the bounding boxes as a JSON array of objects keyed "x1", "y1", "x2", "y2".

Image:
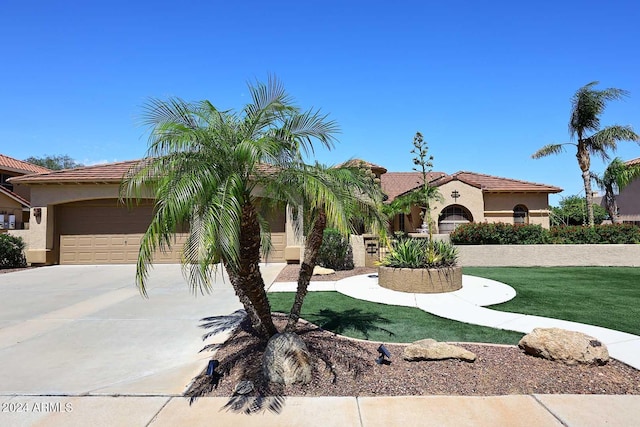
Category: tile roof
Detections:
[
  {"x1": 0, "y1": 186, "x2": 30, "y2": 207},
  {"x1": 625, "y1": 157, "x2": 640, "y2": 167},
  {"x1": 9, "y1": 159, "x2": 282, "y2": 184},
  {"x1": 9, "y1": 160, "x2": 140, "y2": 184},
  {"x1": 433, "y1": 171, "x2": 563, "y2": 193},
  {"x1": 0, "y1": 154, "x2": 51, "y2": 174},
  {"x1": 381, "y1": 171, "x2": 447, "y2": 202}
]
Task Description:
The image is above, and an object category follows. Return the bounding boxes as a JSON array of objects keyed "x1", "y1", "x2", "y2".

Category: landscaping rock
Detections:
[
  {"x1": 518, "y1": 327, "x2": 609, "y2": 365},
  {"x1": 263, "y1": 332, "x2": 312, "y2": 385},
  {"x1": 402, "y1": 339, "x2": 476, "y2": 362},
  {"x1": 313, "y1": 266, "x2": 335, "y2": 275}
]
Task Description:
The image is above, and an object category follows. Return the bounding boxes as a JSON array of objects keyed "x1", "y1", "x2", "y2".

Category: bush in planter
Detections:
[
  {"x1": 378, "y1": 238, "x2": 458, "y2": 268},
  {"x1": 0, "y1": 234, "x2": 27, "y2": 268},
  {"x1": 317, "y1": 228, "x2": 354, "y2": 271}
]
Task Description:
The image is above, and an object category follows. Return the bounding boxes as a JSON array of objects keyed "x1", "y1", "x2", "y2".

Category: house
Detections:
[
  {"x1": 9, "y1": 157, "x2": 562, "y2": 265},
  {"x1": 0, "y1": 154, "x2": 51, "y2": 231},
  {"x1": 9, "y1": 160, "x2": 297, "y2": 265},
  {"x1": 381, "y1": 169, "x2": 562, "y2": 234},
  {"x1": 611, "y1": 156, "x2": 640, "y2": 225}
]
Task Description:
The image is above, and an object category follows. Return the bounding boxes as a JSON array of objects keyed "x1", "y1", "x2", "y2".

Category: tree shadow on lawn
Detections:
[
  {"x1": 306, "y1": 308, "x2": 396, "y2": 340},
  {"x1": 185, "y1": 310, "x2": 380, "y2": 415}
]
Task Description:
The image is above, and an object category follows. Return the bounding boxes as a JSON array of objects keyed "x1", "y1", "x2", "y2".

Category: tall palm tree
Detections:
[
  {"x1": 266, "y1": 162, "x2": 386, "y2": 332},
  {"x1": 121, "y1": 77, "x2": 338, "y2": 340},
  {"x1": 532, "y1": 81, "x2": 639, "y2": 226},
  {"x1": 591, "y1": 158, "x2": 640, "y2": 223}
]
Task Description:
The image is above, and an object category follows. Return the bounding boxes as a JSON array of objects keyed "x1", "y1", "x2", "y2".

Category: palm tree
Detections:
[
  {"x1": 121, "y1": 77, "x2": 338, "y2": 340},
  {"x1": 591, "y1": 158, "x2": 640, "y2": 223},
  {"x1": 266, "y1": 162, "x2": 386, "y2": 332},
  {"x1": 532, "y1": 81, "x2": 639, "y2": 226}
]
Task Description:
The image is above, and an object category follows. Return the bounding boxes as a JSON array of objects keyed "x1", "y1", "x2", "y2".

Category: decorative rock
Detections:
[
  {"x1": 313, "y1": 266, "x2": 335, "y2": 275},
  {"x1": 518, "y1": 327, "x2": 609, "y2": 366},
  {"x1": 233, "y1": 380, "x2": 255, "y2": 395},
  {"x1": 402, "y1": 339, "x2": 476, "y2": 362},
  {"x1": 262, "y1": 332, "x2": 312, "y2": 385}
]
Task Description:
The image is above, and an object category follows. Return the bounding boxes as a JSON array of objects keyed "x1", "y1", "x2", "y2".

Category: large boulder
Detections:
[
  {"x1": 262, "y1": 332, "x2": 312, "y2": 385},
  {"x1": 313, "y1": 266, "x2": 335, "y2": 276},
  {"x1": 403, "y1": 339, "x2": 476, "y2": 362},
  {"x1": 518, "y1": 328, "x2": 609, "y2": 366}
]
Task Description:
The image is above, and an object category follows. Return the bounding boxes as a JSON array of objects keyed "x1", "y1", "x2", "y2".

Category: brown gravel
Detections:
[
  {"x1": 186, "y1": 264, "x2": 640, "y2": 398},
  {"x1": 186, "y1": 315, "x2": 640, "y2": 398},
  {"x1": 274, "y1": 264, "x2": 377, "y2": 282}
]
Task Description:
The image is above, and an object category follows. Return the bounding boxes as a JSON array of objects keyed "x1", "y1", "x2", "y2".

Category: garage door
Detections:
[{"x1": 56, "y1": 200, "x2": 285, "y2": 264}]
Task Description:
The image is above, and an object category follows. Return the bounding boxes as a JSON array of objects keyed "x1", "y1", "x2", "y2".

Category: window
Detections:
[
  {"x1": 438, "y1": 205, "x2": 473, "y2": 234},
  {"x1": 514, "y1": 205, "x2": 528, "y2": 225}
]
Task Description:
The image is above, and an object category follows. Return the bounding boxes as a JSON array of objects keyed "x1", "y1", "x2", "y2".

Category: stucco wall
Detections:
[
  {"x1": 457, "y1": 244, "x2": 640, "y2": 267},
  {"x1": 432, "y1": 181, "x2": 485, "y2": 229},
  {"x1": 483, "y1": 192, "x2": 551, "y2": 228},
  {"x1": 617, "y1": 178, "x2": 640, "y2": 218}
]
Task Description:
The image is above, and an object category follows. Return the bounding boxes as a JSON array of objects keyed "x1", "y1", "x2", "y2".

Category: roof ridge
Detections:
[{"x1": 452, "y1": 170, "x2": 561, "y2": 189}]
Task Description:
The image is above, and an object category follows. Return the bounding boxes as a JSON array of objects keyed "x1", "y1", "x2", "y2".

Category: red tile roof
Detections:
[
  {"x1": 0, "y1": 154, "x2": 51, "y2": 174},
  {"x1": 433, "y1": 171, "x2": 563, "y2": 193},
  {"x1": 382, "y1": 170, "x2": 562, "y2": 202},
  {"x1": 9, "y1": 160, "x2": 140, "y2": 184},
  {"x1": 626, "y1": 157, "x2": 640, "y2": 167},
  {"x1": 381, "y1": 171, "x2": 447, "y2": 201},
  {"x1": 337, "y1": 159, "x2": 388, "y2": 174}
]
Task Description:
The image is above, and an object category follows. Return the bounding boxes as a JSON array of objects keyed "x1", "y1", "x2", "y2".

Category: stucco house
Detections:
[
  {"x1": 0, "y1": 154, "x2": 51, "y2": 231},
  {"x1": 609, "y1": 156, "x2": 640, "y2": 225},
  {"x1": 381, "y1": 167, "x2": 562, "y2": 234},
  {"x1": 10, "y1": 158, "x2": 562, "y2": 265}
]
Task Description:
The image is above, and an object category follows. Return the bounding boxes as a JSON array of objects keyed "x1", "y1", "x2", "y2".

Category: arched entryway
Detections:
[{"x1": 438, "y1": 204, "x2": 473, "y2": 234}]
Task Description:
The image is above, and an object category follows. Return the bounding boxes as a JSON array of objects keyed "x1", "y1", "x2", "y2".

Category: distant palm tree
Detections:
[
  {"x1": 267, "y1": 162, "x2": 385, "y2": 332},
  {"x1": 121, "y1": 77, "x2": 338, "y2": 340},
  {"x1": 532, "y1": 81, "x2": 639, "y2": 226},
  {"x1": 591, "y1": 158, "x2": 640, "y2": 223}
]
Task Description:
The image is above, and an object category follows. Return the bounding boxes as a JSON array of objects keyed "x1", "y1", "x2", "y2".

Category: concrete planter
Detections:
[{"x1": 378, "y1": 266, "x2": 462, "y2": 293}]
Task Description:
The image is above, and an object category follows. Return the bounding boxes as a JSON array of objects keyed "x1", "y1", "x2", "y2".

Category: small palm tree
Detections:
[
  {"x1": 591, "y1": 158, "x2": 640, "y2": 223},
  {"x1": 532, "y1": 81, "x2": 639, "y2": 226},
  {"x1": 264, "y1": 162, "x2": 385, "y2": 331},
  {"x1": 121, "y1": 77, "x2": 338, "y2": 340}
]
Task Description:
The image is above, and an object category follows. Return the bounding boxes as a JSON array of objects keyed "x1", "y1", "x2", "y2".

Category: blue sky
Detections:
[{"x1": 2, "y1": 0, "x2": 639, "y2": 205}]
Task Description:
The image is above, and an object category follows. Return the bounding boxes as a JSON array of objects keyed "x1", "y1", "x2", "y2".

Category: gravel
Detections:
[{"x1": 186, "y1": 315, "x2": 640, "y2": 398}]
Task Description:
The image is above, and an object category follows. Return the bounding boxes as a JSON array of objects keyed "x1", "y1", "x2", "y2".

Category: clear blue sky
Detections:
[{"x1": 2, "y1": 0, "x2": 639, "y2": 205}]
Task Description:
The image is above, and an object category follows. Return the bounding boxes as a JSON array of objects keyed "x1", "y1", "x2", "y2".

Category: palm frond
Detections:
[{"x1": 531, "y1": 143, "x2": 568, "y2": 159}]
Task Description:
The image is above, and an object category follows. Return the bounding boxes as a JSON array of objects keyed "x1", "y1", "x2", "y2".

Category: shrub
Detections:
[
  {"x1": 550, "y1": 224, "x2": 640, "y2": 244},
  {"x1": 450, "y1": 223, "x2": 549, "y2": 245},
  {"x1": 379, "y1": 238, "x2": 458, "y2": 268},
  {"x1": 317, "y1": 228, "x2": 354, "y2": 271},
  {"x1": 0, "y1": 234, "x2": 27, "y2": 268}
]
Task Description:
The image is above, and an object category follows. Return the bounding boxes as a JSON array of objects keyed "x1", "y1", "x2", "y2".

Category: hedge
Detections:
[{"x1": 449, "y1": 223, "x2": 640, "y2": 245}]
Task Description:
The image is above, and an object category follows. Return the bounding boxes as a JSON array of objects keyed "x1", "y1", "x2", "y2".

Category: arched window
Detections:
[
  {"x1": 438, "y1": 205, "x2": 473, "y2": 234},
  {"x1": 514, "y1": 205, "x2": 529, "y2": 225}
]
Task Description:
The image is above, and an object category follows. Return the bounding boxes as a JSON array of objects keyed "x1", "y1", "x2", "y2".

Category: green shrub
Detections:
[
  {"x1": 379, "y1": 238, "x2": 458, "y2": 268},
  {"x1": 317, "y1": 228, "x2": 354, "y2": 271},
  {"x1": 0, "y1": 234, "x2": 27, "y2": 268},
  {"x1": 450, "y1": 223, "x2": 549, "y2": 245},
  {"x1": 550, "y1": 224, "x2": 640, "y2": 244}
]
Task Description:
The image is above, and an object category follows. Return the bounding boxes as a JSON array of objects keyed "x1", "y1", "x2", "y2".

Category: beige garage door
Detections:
[{"x1": 57, "y1": 200, "x2": 285, "y2": 264}]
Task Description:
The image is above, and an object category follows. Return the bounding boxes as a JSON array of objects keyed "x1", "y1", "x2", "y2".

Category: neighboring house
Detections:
[
  {"x1": 0, "y1": 154, "x2": 51, "y2": 231},
  {"x1": 611, "y1": 156, "x2": 640, "y2": 225},
  {"x1": 10, "y1": 157, "x2": 562, "y2": 266},
  {"x1": 9, "y1": 160, "x2": 297, "y2": 265},
  {"x1": 381, "y1": 169, "x2": 562, "y2": 234}
]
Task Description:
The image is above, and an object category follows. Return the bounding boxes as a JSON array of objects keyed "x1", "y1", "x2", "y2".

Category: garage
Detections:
[{"x1": 56, "y1": 199, "x2": 285, "y2": 265}]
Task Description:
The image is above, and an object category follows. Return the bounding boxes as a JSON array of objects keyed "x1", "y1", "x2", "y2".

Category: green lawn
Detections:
[
  {"x1": 464, "y1": 267, "x2": 640, "y2": 336},
  {"x1": 268, "y1": 291, "x2": 524, "y2": 345}
]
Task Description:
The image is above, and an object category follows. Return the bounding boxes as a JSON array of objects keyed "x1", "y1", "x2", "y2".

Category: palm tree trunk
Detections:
[
  {"x1": 604, "y1": 185, "x2": 619, "y2": 224},
  {"x1": 286, "y1": 208, "x2": 327, "y2": 332},
  {"x1": 576, "y1": 142, "x2": 595, "y2": 226},
  {"x1": 236, "y1": 201, "x2": 278, "y2": 339}
]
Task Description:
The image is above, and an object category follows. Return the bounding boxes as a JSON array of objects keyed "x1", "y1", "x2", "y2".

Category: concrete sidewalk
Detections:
[{"x1": 2, "y1": 394, "x2": 640, "y2": 426}]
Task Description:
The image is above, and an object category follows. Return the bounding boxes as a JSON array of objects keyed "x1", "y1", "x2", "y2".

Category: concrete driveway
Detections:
[{"x1": 0, "y1": 264, "x2": 284, "y2": 396}]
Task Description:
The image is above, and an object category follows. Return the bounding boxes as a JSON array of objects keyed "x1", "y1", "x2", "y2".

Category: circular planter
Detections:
[{"x1": 378, "y1": 266, "x2": 462, "y2": 293}]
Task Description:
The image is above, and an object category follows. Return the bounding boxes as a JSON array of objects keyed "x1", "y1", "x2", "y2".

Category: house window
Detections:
[
  {"x1": 514, "y1": 205, "x2": 528, "y2": 225},
  {"x1": 438, "y1": 205, "x2": 473, "y2": 234}
]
